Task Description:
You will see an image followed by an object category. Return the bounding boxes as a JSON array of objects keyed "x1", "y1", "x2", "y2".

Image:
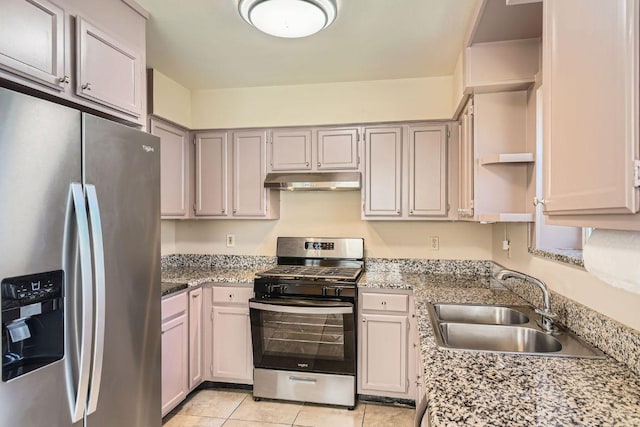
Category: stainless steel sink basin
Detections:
[
  {"x1": 433, "y1": 303, "x2": 529, "y2": 325},
  {"x1": 427, "y1": 303, "x2": 605, "y2": 358},
  {"x1": 439, "y1": 323, "x2": 562, "y2": 353}
]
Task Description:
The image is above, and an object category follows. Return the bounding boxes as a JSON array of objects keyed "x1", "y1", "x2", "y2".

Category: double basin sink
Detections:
[{"x1": 427, "y1": 303, "x2": 605, "y2": 358}]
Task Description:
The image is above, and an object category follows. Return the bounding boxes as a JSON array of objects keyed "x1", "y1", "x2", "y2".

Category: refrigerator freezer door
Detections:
[
  {"x1": 0, "y1": 88, "x2": 79, "y2": 426},
  {"x1": 83, "y1": 114, "x2": 162, "y2": 427}
]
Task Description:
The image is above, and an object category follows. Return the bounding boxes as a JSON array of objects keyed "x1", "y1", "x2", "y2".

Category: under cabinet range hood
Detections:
[{"x1": 264, "y1": 172, "x2": 361, "y2": 191}]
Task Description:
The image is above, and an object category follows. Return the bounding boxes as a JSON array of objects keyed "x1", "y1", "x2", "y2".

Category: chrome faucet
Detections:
[{"x1": 494, "y1": 269, "x2": 559, "y2": 333}]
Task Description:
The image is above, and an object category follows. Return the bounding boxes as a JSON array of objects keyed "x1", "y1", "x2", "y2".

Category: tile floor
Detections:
[{"x1": 163, "y1": 388, "x2": 415, "y2": 427}]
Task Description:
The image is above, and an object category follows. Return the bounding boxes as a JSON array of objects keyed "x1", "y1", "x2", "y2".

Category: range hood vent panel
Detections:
[{"x1": 264, "y1": 172, "x2": 361, "y2": 191}]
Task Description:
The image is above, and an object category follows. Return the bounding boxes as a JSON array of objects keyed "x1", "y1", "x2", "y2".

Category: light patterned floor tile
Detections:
[
  {"x1": 293, "y1": 403, "x2": 366, "y2": 427},
  {"x1": 362, "y1": 403, "x2": 415, "y2": 427},
  {"x1": 222, "y1": 420, "x2": 291, "y2": 427},
  {"x1": 179, "y1": 389, "x2": 249, "y2": 419},
  {"x1": 163, "y1": 413, "x2": 226, "y2": 427},
  {"x1": 229, "y1": 397, "x2": 303, "y2": 424}
]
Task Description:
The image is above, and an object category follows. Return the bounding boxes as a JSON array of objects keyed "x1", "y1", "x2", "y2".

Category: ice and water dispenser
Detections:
[{"x1": 1, "y1": 271, "x2": 64, "y2": 381}]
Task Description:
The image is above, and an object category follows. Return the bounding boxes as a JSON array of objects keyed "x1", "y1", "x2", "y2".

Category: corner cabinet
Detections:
[
  {"x1": 150, "y1": 118, "x2": 190, "y2": 218},
  {"x1": 358, "y1": 289, "x2": 416, "y2": 400},
  {"x1": 205, "y1": 285, "x2": 254, "y2": 384},
  {"x1": 542, "y1": 0, "x2": 640, "y2": 230},
  {"x1": 362, "y1": 124, "x2": 451, "y2": 220},
  {"x1": 161, "y1": 292, "x2": 189, "y2": 417},
  {"x1": 194, "y1": 130, "x2": 279, "y2": 219}
]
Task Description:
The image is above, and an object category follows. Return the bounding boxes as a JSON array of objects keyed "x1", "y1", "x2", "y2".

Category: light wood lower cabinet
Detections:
[
  {"x1": 188, "y1": 288, "x2": 203, "y2": 390},
  {"x1": 161, "y1": 293, "x2": 189, "y2": 417},
  {"x1": 358, "y1": 289, "x2": 416, "y2": 400},
  {"x1": 205, "y1": 285, "x2": 254, "y2": 384}
]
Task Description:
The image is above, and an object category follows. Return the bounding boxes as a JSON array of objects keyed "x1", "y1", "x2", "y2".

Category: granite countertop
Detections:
[
  {"x1": 161, "y1": 266, "x2": 262, "y2": 296},
  {"x1": 361, "y1": 272, "x2": 640, "y2": 426}
]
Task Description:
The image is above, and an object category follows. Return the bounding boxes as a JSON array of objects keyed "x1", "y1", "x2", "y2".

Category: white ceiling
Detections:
[{"x1": 137, "y1": 0, "x2": 481, "y2": 90}]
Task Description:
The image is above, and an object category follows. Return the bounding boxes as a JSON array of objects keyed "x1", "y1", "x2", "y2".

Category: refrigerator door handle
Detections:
[
  {"x1": 85, "y1": 185, "x2": 106, "y2": 415},
  {"x1": 67, "y1": 183, "x2": 94, "y2": 423}
]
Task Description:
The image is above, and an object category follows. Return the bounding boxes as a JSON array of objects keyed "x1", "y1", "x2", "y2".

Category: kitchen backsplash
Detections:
[
  {"x1": 365, "y1": 258, "x2": 492, "y2": 276},
  {"x1": 161, "y1": 254, "x2": 276, "y2": 270}
]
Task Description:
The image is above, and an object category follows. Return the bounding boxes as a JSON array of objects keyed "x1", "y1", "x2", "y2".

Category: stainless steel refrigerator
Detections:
[{"x1": 0, "y1": 87, "x2": 161, "y2": 427}]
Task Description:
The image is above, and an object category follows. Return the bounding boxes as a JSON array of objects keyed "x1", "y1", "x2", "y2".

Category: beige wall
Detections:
[
  {"x1": 161, "y1": 220, "x2": 177, "y2": 256},
  {"x1": 190, "y1": 76, "x2": 454, "y2": 129},
  {"x1": 150, "y1": 69, "x2": 192, "y2": 128},
  {"x1": 171, "y1": 191, "x2": 493, "y2": 259},
  {"x1": 492, "y1": 223, "x2": 640, "y2": 331}
]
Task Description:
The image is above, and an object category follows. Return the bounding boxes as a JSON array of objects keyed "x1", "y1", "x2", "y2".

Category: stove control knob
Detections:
[
  {"x1": 322, "y1": 286, "x2": 328, "y2": 296},
  {"x1": 334, "y1": 287, "x2": 343, "y2": 297}
]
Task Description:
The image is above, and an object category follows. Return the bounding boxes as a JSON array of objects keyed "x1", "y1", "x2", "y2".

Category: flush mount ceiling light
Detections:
[{"x1": 239, "y1": 0, "x2": 337, "y2": 38}]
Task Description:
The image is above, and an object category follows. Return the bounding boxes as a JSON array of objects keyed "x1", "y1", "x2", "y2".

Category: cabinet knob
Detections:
[
  {"x1": 381, "y1": 301, "x2": 387, "y2": 306},
  {"x1": 362, "y1": 319, "x2": 366, "y2": 323},
  {"x1": 221, "y1": 209, "x2": 225, "y2": 213},
  {"x1": 533, "y1": 197, "x2": 546, "y2": 206},
  {"x1": 229, "y1": 294, "x2": 233, "y2": 299},
  {"x1": 58, "y1": 75, "x2": 70, "y2": 84},
  {"x1": 233, "y1": 209, "x2": 237, "y2": 214},
  {"x1": 317, "y1": 162, "x2": 321, "y2": 167},
  {"x1": 81, "y1": 82, "x2": 92, "y2": 91},
  {"x1": 305, "y1": 162, "x2": 309, "y2": 167}
]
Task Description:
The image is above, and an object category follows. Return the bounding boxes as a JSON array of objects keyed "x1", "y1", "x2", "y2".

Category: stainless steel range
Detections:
[{"x1": 249, "y1": 237, "x2": 364, "y2": 409}]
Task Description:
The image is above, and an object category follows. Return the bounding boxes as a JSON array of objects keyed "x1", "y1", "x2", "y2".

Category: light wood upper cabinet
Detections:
[
  {"x1": 408, "y1": 124, "x2": 448, "y2": 217},
  {"x1": 542, "y1": 0, "x2": 640, "y2": 230},
  {"x1": 363, "y1": 124, "x2": 453, "y2": 220},
  {"x1": 268, "y1": 127, "x2": 361, "y2": 173},
  {"x1": 270, "y1": 129, "x2": 312, "y2": 171},
  {"x1": 194, "y1": 130, "x2": 278, "y2": 219},
  {"x1": 317, "y1": 128, "x2": 360, "y2": 170},
  {"x1": 0, "y1": 0, "x2": 66, "y2": 91},
  {"x1": 195, "y1": 132, "x2": 228, "y2": 217},
  {"x1": 76, "y1": 17, "x2": 142, "y2": 117},
  {"x1": 458, "y1": 99, "x2": 475, "y2": 218},
  {"x1": 0, "y1": 0, "x2": 147, "y2": 125},
  {"x1": 150, "y1": 118, "x2": 189, "y2": 218},
  {"x1": 363, "y1": 127, "x2": 403, "y2": 217},
  {"x1": 232, "y1": 130, "x2": 272, "y2": 217}
]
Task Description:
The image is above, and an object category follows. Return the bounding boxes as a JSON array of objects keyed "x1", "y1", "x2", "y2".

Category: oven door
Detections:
[{"x1": 249, "y1": 298, "x2": 355, "y2": 376}]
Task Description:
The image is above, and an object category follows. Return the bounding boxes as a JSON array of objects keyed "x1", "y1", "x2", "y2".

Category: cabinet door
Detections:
[
  {"x1": 316, "y1": 128, "x2": 360, "y2": 170},
  {"x1": 188, "y1": 288, "x2": 203, "y2": 390},
  {"x1": 360, "y1": 313, "x2": 408, "y2": 393},
  {"x1": 76, "y1": 17, "x2": 142, "y2": 117},
  {"x1": 408, "y1": 125, "x2": 448, "y2": 217},
  {"x1": 232, "y1": 130, "x2": 268, "y2": 217},
  {"x1": 364, "y1": 127, "x2": 403, "y2": 216},
  {"x1": 195, "y1": 132, "x2": 228, "y2": 216},
  {"x1": 458, "y1": 99, "x2": 475, "y2": 218},
  {"x1": 543, "y1": 0, "x2": 639, "y2": 216},
  {"x1": 212, "y1": 305, "x2": 253, "y2": 383},
  {"x1": 150, "y1": 118, "x2": 189, "y2": 218},
  {"x1": 270, "y1": 129, "x2": 312, "y2": 171},
  {"x1": 0, "y1": 0, "x2": 66, "y2": 90},
  {"x1": 161, "y1": 314, "x2": 188, "y2": 416}
]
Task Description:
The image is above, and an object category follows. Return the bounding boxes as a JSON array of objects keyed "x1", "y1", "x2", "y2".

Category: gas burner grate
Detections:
[{"x1": 257, "y1": 265, "x2": 362, "y2": 281}]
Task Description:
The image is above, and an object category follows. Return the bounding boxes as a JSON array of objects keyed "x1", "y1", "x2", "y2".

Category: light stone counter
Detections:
[{"x1": 359, "y1": 273, "x2": 640, "y2": 426}]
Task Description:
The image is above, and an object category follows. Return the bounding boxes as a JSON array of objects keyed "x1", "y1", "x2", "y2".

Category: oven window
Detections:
[
  {"x1": 262, "y1": 312, "x2": 345, "y2": 360},
  {"x1": 250, "y1": 301, "x2": 355, "y2": 376}
]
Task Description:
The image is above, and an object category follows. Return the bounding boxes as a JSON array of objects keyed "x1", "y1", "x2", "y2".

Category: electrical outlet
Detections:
[
  {"x1": 226, "y1": 234, "x2": 235, "y2": 247},
  {"x1": 428, "y1": 236, "x2": 439, "y2": 250}
]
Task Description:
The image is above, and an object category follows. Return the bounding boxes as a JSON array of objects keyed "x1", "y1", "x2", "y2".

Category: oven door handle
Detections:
[{"x1": 249, "y1": 300, "x2": 353, "y2": 315}]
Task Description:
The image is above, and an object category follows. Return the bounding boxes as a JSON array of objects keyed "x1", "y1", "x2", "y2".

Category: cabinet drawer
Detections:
[
  {"x1": 212, "y1": 286, "x2": 253, "y2": 305},
  {"x1": 162, "y1": 292, "x2": 188, "y2": 322},
  {"x1": 361, "y1": 293, "x2": 408, "y2": 312}
]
